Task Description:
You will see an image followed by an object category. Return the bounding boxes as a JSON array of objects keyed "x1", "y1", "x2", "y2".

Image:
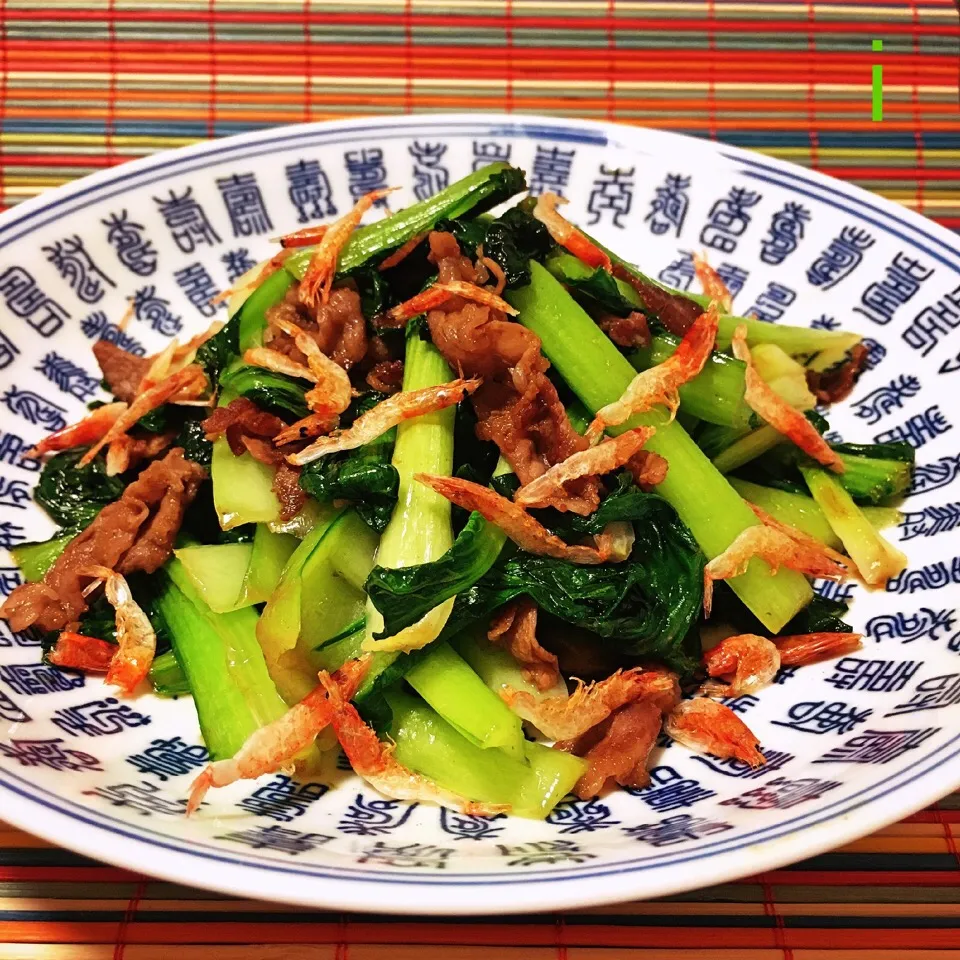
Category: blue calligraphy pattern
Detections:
[
  {"x1": 899, "y1": 502, "x2": 960, "y2": 540},
  {"x1": 0, "y1": 567, "x2": 22, "y2": 597},
  {"x1": 854, "y1": 252, "x2": 935, "y2": 326},
  {"x1": 721, "y1": 694, "x2": 760, "y2": 714},
  {"x1": 42, "y1": 235, "x2": 116, "y2": 304},
  {"x1": 874, "y1": 404, "x2": 952, "y2": 449},
  {"x1": 658, "y1": 251, "x2": 696, "y2": 290},
  {"x1": 693, "y1": 748, "x2": 794, "y2": 778},
  {"x1": 910, "y1": 454, "x2": 960, "y2": 495},
  {"x1": 807, "y1": 226, "x2": 875, "y2": 290},
  {"x1": 237, "y1": 776, "x2": 327, "y2": 822},
  {"x1": 0, "y1": 688, "x2": 28, "y2": 723},
  {"x1": 359, "y1": 842, "x2": 454, "y2": 869},
  {"x1": 814, "y1": 580, "x2": 857, "y2": 604},
  {"x1": 125, "y1": 736, "x2": 208, "y2": 781},
  {"x1": 154, "y1": 186, "x2": 221, "y2": 253},
  {"x1": 546, "y1": 799, "x2": 622, "y2": 834},
  {"x1": 35, "y1": 352, "x2": 99, "y2": 401},
  {"x1": 815, "y1": 727, "x2": 939, "y2": 764},
  {"x1": 887, "y1": 557, "x2": 960, "y2": 595},
  {"x1": 529, "y1": 145, "x2": 576, "y2": 197},
  {"x1": 218, "y1": 824, "x2": 333, "y2": 856},
  {"x1": 0, "y1": 266, "x2": 69, "y2": 337},
  {"x1": 0, "y1": 477, "x2": 31, "y2": 508},
  {"x1": 627, "y1": 765, "x2": 716, "y2": 812},
  {"x1": 471, "y1": 140, "x2": 511, "y2": 171},
  {"x1": 0, "y1": 430, "x2": 40, "y2": 472},
  {"x1": 862, "y1": 337, "x2": 887, "y2": 369},
  {"x1": 586, "y1": 165, "x2": 635, "y2": 228},
  {"x1": 0, "y1": 662, "x2": 84, "y2": 696},
  {"x1": 338, "y1": 793, "x2": 417, "y2": 836},
  {"x1": 902, "y1": 283, "x2": 960, "y2": 359},
  {"x1": 51, "y1": 698, "x2": 151, "y2": 737},
  {"x1": 699, "y1": 187, "x2": 761, "y2": 253},
  {"x1": 217, "y1": 172, "x2": 273, "y2": 237},
  {"x1": 79, "y1": 310, "x2": 146, "y2": 355},
  {"x1": 344, "y1": 148, "x2": 389, "y2": 205},
  {"x1": 221, "y1": 248, "x2": 258, "y2": 283},
  {"x1": 826, "y1": 657, "x2": 921, "y2": 692},
  {"x1": 83, "y1": 781, "x2": 189, "y2": 817},
  {"x1": 101, "y1": 210, "x2": 158, "y2": 276},
  {"x1": 0, "y1": 522, "x2": 25, "y2": 549},
  {"x1": 498, "y1": 841, "x2": 594, "y2": 866},
  {"x1": 759, "y1": 202, "x2": 810, "y2": 265},
  {"x1": 623, "y1": 814, "x2": 733, "y2": 847},
  {"x1": 173, "y1": 262, "x2": 222, "y2": 317},
  {"x1": 772, "y1": 700, "x2": 873, "y2": 735},
  {"x1": 132, "y1": 285, "x2": 182, "y2": 337},
  {"x1": 852, "y1": 375, "x2": 921, "y2": 426},
  {"x1": 438, "y1": 808, "x2": 506, "y2": 841},
  {"x1": 746, "y1": 281, "x2": 797, "y2": 322},
  {"x1": 717, "y1": 263, "x2": 750, "y2": 299},
  {"x1": 285, "y1": 159, "x2": 336, "y2": 222},
  {"x1": 866, "y1": 607, "x2": 960, "y2": 652},
  {"x1": 409, "y1": 141, "x2": 450, "y2": 201},
  {"x1": 0, "y1": 329, "x2": 17, "y2": 371},
  {"x1": 811, "y1": 314, "x2": 840, "y2": 331},
  {"x1": 645, "y1": 173, "x2": 691, "y2": 237},
  {"x1": 0, "y1": 738, "x2": 101, "y2": 772},
  {"x1": 721, "y1": 777, "x2": 841, "y2": 810},
  {"x1": 887, "y1": 673, "x2": 960, "y2": 716},
  {"x1": 0, "y1": 621, "x2": 41, "y2": 648},
  {"x1": 1, "y1": 387, "x2": 67, "y2": 431}
]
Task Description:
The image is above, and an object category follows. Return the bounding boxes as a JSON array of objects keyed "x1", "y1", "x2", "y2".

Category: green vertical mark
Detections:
[{"x1": 872, "y1": 39, "x2": 883, "y2": 122}]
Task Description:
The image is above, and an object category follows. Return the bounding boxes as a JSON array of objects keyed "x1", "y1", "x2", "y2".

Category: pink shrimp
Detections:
[
  {"x1": 47, "y1": 631, "x2": 116, "y2": 673},
  {"x1": 732, "y1": 324, "x2": 844, "y2": 473},
  {"x1": 27, "y1": 401, "x2": 129, "y2": 459},
  {"x1": 186, "y1": 657, "x2": 371, "y2": 814},
  {"x1": 532, "y1": 192, "x2": 612, "y2": 270},
  {"x1": 693, "y1": 251, "x2": 733, "y2": 313},
  {"x1": 78, "y1": 365, "x2": 207, "y2": 468},
  {"x1": 299, "y1": 186, "x2": 399, "y2": 308},
  {"x1": 288, "y1": 380, "x2": 481, "y2": 466},
  {"x1": 701, "y1": 633, "x2": 781, "y2": 697},
  {"x1": 664, "y1": 698, "x2": 765, "y2": 767},
  {"x1": 775, "y1": 631, "x2": 864, "y2": 666},
  {"x1": 243, "y1": 346, "x2": 314, "y2": 382},
  {"x1": 318, "y1": 671, "x2": 508, "y2": 816},
  {"x1": 82, "y1": 565, "x2": 156, "y2": 695},
  {"x1": 377, "y1": 231, "x2": 427, "y2": 271},
  {"x1": 501, "y1": 667, "x2": 680, "y2": 741},
  {"x1": 586, "y1": 303, "x2": 720, "y2": 442},
  {"x1": 270, "y1": 315, "x2": 352, "y2": 418},
  {"x1": 514, "y1": 427, "x2": 656, "y2": 511},
  {"x1": 273, "y1": 411, "x2": 340, "y2": 447},
  {"x1": 385, "y1": 280, "x2": 518, "y2": 326},
  {"x1": 277, "y1": 223, "x2": 329, "y2": 248}
]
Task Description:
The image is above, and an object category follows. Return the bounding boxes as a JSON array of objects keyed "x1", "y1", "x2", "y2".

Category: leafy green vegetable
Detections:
[
  {"x1": 218, "y1": 364, "x2": 309, "y2": 421},
  {"x1": 299, "y1": 431, "x2": 399, "y2": 533},
  {"x1": 544, "y1": 250, "x2": 641, "y2": 316},
  {"x1": 442, "y1": 493, "x2": 705, "y2": 674},
  {"x1": 366, "y1": 511, "x2": 507, "y2": 637},
  {"x1": 351, "y1": 266, "x2": 390, "y2": 318},
  {"x1": 196, "y1": 310, "x2": 241, "y2": 383},
  {"x1": 149, "y1": 649, "x2": 191, "y2": 698},
  {"x1": 237, "y1": 267, "x2": 295, "y2": 353},
  {"x1": 481, "y1": 204, "x2": 553, "y2": 288},
  {"x1": 176, "y1": 418, "x2": 213, "y2": 467},
  {"x1": 35, "y1": 449, "x2": 127, "y2": 534},
  {"x1": 11, "y1": 535, "x2": 71, "y2": 582},
  {"x1": 832, "y1": 441, "x2": 915, "y2": 463},
  {"x1": 784, "y1": 594, "x2": 853, "y2": 634}
]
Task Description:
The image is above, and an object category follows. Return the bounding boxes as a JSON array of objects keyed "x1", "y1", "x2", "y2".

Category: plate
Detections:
[{"x1": 1, "y1": 114, "x2": 959, "y2": 915}]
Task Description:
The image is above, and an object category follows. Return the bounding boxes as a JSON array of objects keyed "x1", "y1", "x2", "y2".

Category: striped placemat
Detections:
[
  {"x1": 2, "y1": 0, "x2": 960, "y2": 955},
  {"x1": 2, "y1": 797, "x2": 960, "y2": 956}
]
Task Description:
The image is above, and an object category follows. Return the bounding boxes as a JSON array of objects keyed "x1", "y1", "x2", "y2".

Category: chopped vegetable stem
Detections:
[{"x1": 712, "y1": 425, "x2": 784, "y2": 474}]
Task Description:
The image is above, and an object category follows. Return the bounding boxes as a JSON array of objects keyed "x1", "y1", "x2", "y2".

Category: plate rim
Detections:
[{"x1": 1, "y1": 111, "x2": 959, "y2": 914}]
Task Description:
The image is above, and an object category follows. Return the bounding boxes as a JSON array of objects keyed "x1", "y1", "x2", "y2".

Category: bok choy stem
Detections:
[{"x1": 507, "y1": 261, "x2": 812, "y2": 633}]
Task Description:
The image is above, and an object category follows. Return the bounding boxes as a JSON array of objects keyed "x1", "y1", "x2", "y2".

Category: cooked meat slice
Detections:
[
  {"x1": 488, "y1": 599, "x2": 560, "y2": 692},
  {"x1": 611, "y1": 264, "x2": 703, "y2": 338},
  {"x1": 1, "y1": 449, "x2": 206, "y2": 633},
  {"x1": 93, "y1": 340, "x2": 151, "y2": 403},
  {"x1": 806, "y1": 343, "x2": 868, "y2": 405}
]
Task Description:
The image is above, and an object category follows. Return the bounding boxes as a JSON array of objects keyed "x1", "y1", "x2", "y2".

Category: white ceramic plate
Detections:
[{"x1": 1, "y1": 114, "x2": 959, "y2": 915}]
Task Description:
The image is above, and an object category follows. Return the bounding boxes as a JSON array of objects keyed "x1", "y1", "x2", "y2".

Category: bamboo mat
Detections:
[{"x1": 2, "y1": 0, "x2": 960, "y2": 956}]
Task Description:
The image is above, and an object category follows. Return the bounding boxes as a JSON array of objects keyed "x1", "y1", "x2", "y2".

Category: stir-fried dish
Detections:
[{"x1": 1, "y1": 164, "x2": 912, "y2": 818}]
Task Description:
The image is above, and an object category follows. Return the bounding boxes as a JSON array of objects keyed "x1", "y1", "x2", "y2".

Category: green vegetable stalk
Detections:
[
  {"x1": 507, "y1": 261, "x2": 812, "y2": 632},
  {"x1": 156, "y1": 560, "x2": 289, "y2": 759},
  {"x1": 10, "y1": 535, "x2": 71, "y2": 582},
  {"x1": 712, "y1": 425, "x2": 784, "y2": 474},
  {"x1": 149, "y1": 649, "x2": 191, "y2": 698},
  {"x1": 362, "y1": 328, "x2": 458, "y2": 656},
  {"x1": 801, "y1": 465, "x2": 907, "y2": 587}
]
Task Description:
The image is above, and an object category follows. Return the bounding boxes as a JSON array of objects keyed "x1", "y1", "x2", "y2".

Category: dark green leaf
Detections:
[
  {"x1": 219, "y1": 366, "x2": 309, "y2": 421},
  {"x1": 35, "y1": 448, "x2": 127, "y2": 534},
  {"x1": 176, "y1": 418, "x2": 213, "y2": 467},
  {"x1": 196, "y1": 311, "x2": 241, "y2": 383},
  {"x1": 366, "y1": 511, "x2": 506, "y2": 636},
  {"x1": 784, "y1": 594, "x2": 854, "y2": 634},
  {"x1": 831, "y1": 441, "x2": 915, "y2": 464}
]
